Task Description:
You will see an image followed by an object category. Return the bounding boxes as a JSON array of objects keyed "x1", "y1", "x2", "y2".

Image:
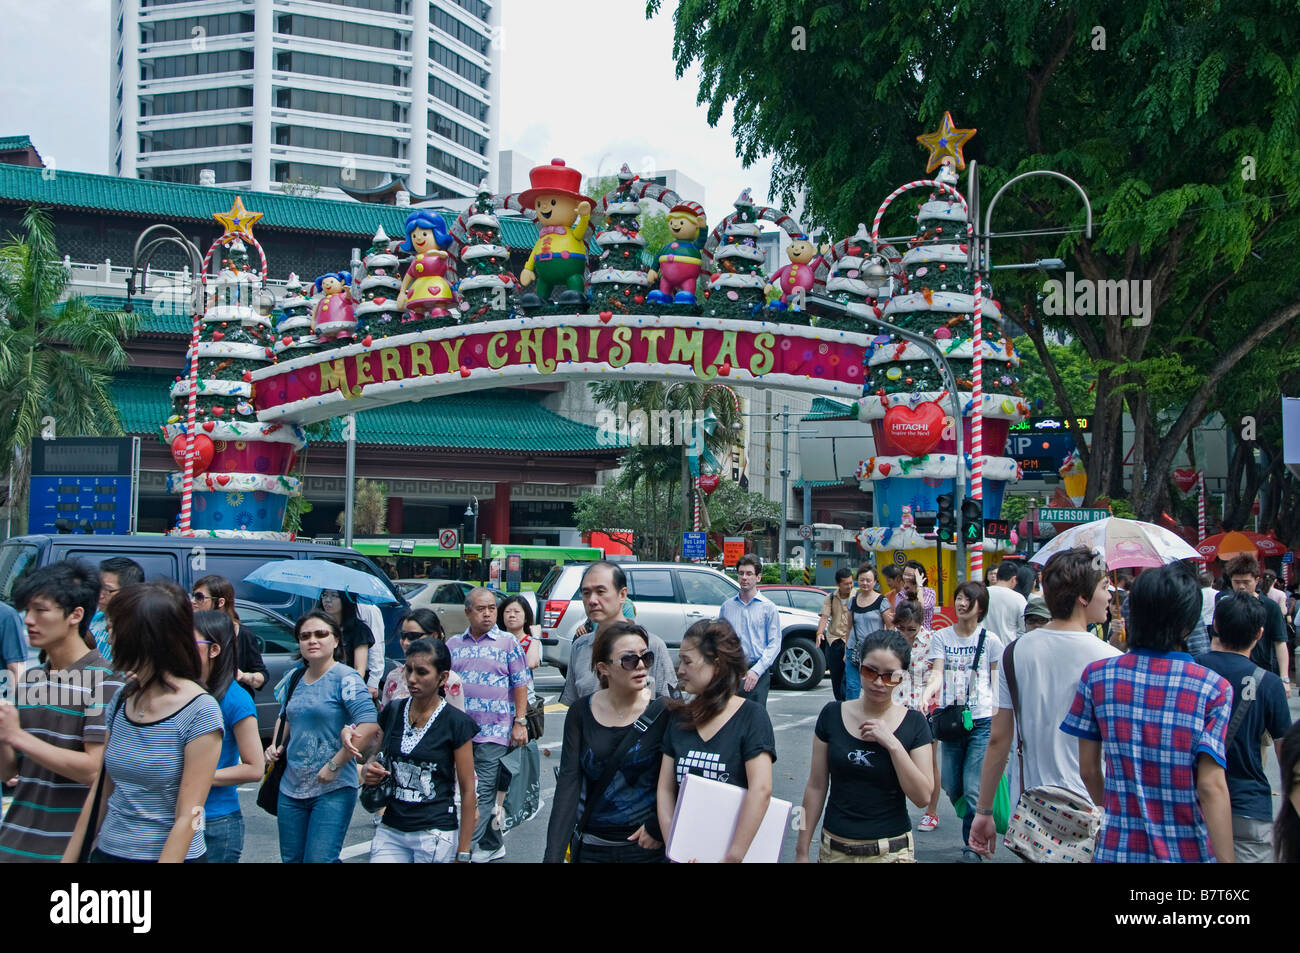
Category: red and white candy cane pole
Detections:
[
  {"x1": 693, "y1": 477, "x2": 701, "y2": 533},
  {"x1": 871, "y1": 178, "x2": 983, "y2": 579},
  {"x1": 179, "y1": 235, "x2": 269, "y2": 534},
  {"x1": 1197, "y1": 471, "x2": 1207, "y2": 556}
]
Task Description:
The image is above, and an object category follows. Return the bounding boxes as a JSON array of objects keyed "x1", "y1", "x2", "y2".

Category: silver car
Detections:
[{"x1": 536, "y1": 563, "x2": 825, "y2": 691}]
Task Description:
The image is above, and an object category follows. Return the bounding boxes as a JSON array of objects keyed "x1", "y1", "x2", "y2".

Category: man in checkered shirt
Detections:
[{"x1": 1062, "y1": 561, "x2": 1235, "y2": 863}]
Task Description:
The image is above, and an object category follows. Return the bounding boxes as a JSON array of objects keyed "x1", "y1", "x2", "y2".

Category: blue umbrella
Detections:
[{"x1": 244, "y1": 559, "x2": 399, "y2": 605}]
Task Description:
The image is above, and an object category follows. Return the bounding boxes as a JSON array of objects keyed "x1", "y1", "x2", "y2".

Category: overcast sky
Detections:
[{"x1": 0, "y1": 0, "x2": 775, "y2": 226}]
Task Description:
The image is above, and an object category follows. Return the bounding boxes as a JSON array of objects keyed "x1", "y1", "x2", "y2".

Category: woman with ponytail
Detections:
[{"x1": 655, "y1": 620, "x2": 775, "y2": 863}]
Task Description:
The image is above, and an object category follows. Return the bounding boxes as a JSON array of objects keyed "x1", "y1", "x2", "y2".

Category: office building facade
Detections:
[{"x1": 112, "y1": 0, "x2": 500, "y2": 199}]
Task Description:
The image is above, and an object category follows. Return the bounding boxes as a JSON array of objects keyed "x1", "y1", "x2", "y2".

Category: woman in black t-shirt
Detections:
[
  {"x1": 796, "y1": 630, "x2": 933, "y2": 863},
  {"x1": 657, "y1": 620, "x2": 776, "y2": 863},
  {"x1": 544, "y1": 622, "x2": 668, "y2": 863},
  {"x1": 318, "y1": 589, "x2": 375, "y2": 676},
  {"x1": 346, "y1": 637, "x2": 477, "y2": 863}
]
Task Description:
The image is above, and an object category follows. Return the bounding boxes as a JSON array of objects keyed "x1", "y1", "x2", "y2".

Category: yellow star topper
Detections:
[
  {"x1": 916, "y1": 112, "x2": 977, "y2": 173},
  {"x1": 213, "y1": 196, "x2": 264, "y2": 241}
]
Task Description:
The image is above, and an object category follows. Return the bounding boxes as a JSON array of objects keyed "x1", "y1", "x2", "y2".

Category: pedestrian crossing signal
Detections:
[
  {"x1": 936, "y1": 494, "x2": 955, "y2": 542},
  {"x1": 961, "y1": 499, "x2": 983, "y2": 544}
]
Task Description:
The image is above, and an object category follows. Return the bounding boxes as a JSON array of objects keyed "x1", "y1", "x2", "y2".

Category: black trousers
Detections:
[{"x1": 826, "y1": 639, "x2": 846, "y2": 702}]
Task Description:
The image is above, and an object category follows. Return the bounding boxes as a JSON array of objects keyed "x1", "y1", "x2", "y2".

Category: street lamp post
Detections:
[{"x1": 464, "y1": 495, "x2": 479, "y2": 549}]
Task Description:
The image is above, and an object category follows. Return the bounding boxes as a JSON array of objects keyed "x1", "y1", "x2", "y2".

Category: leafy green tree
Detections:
[
  {"x1": 648, "y1": 0, "x2": 1300, "y2": 523},
  {"x1": 1013, "y1": 336, "x2": 1096, "y2": 417},
  {"x1": 0, "y1": 207, "x2": 139, "y2": 533}
]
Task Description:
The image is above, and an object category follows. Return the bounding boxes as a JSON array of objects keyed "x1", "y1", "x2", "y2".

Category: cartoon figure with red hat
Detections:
[
  {"x1": 766, "y1": 234, "x2": 830, "y2": 311},
  {"x1": 518, "y1": 158, "x2": 594, "y2": 308},
  {"x1": 647, "y1": 200, "x2": 708, "y2": 306}
]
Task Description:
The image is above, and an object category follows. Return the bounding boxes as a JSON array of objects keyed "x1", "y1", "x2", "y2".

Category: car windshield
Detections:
[{"x1": 0, "y1": 543, "x2": 38, "y2": 603}]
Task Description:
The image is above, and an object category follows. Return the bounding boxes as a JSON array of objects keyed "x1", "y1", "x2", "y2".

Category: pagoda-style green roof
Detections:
[{"x1": 112, "y1": 370, "x2": 623, "y2": 454}]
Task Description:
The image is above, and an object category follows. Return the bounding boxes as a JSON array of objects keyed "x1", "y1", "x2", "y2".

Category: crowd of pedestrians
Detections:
[{"x1": 1, "y1": 549, "x2": 1297, "y2": 864}]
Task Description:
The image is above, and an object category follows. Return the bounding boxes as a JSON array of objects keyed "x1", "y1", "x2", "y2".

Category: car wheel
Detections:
[{"x1": 773, "y1": 636, "x2": 824, "y2": 691}]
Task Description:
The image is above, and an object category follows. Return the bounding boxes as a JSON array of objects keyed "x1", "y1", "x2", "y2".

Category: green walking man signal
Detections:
[{"x1": 962, "y1": 498, "x2": 983, "y2": 544}]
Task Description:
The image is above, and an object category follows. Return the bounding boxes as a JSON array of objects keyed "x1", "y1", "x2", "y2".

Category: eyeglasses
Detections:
[
  {"x1": 194, "y1": 639, "x2": 214, "y2": 647},
  {"x1": 616, "y1": 651, "x2": 655, "y2": 671},
  {"x1": 190, "y1": 591, "x2": 210, "y2": 603},
  {"x1": 860, "y1": 663, "x2": 904, "y2": 687},
  {"x1": 297, "y1": 628, "x2": 334, "y2": 641}
]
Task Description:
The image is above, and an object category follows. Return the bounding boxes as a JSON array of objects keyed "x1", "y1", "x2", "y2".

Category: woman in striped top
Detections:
[{"x1": 64, "y1": 581, "x2": 223, "y2": 863}]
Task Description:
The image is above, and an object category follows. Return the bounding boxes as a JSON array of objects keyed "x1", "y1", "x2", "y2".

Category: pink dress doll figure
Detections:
[
  {"x1": 396, "y1": 210, "x2": 456, "y2": 318},
  {"x1": 766, "y1": 234, "x2": 830, "y2": 311},
  {"x1": 311, "y1": 271, "x2": 357, "y2": 341}
]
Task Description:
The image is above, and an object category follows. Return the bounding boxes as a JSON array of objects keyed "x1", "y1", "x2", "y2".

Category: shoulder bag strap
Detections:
[
  {"x1": 1223, "y1": 666, "x2": 1267, "y2": 748},
  {"x1": 1002, "y1": 638, "x2": 1026, "y2": 795},
  {"x1": 966, "y1": 627, "x2": 987, "y2": 710},
  {"x1": 577, "y1": 699, "x2": 667, "y2": 836},
  {"x1": 273, "y1": 666, "x2": 307, "y2": 750},
  {"x1": 79, "y1": 687, "x2": 129, "y2": 863}
]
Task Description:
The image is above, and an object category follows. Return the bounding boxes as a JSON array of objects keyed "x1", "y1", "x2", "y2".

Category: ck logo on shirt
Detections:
[{"x1": 847, "y1": 749, "x2": 873, "y2": 767}]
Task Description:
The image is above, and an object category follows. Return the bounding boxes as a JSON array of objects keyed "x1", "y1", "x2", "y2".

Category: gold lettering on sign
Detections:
[
  {"x1": 713, "y1": 331, "x2": 739, "y2": 375},
  {"x1": 487, "y1": 332, "x2": 509, "y2": 369},
  {"x1": 639, "y1": 328, "x2": 667, "y2": 363},
  {"x1": 440, "y1": 338, "x2": 464, "y2": 368},
  {"x1": 320, "y1": 358, "x2": 349, "y2": 393},
  {"x1": 668, "y1": 328, "x2": 713, "y2": 379},
  {"x1": 609, "y1": 326, "x2": 632, "y2": 367},
  {"x1": 555, "y1": 326, "x2": 579, "y2": 365},
  {"x1": 750, "y1": 332, "x2": 776, "y2": 376},
  {"x1": 410, "y1": 342, "x2": 435, "y2": 377},
  {"x1": 517, "y1": 329, "x2": 555, "y2": 374},
  {"x1": 378, "y1": 347, "x2": 402, "y2": 382},
  {"x1": 354, "y1": 354, "x2": 376, "y2": 388},
  {"x1": 586, "y1": 327, "x2": 601, "y2": 361}
]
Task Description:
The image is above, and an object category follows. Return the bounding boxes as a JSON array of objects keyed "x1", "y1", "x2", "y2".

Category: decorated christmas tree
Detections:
[
  {"x1": 855, "y1": 115, "x2": 1027, "y2": 583},
  {"x1": 274, "y1": 272, "x2": 317, "y2": 363},
  {"x1": 355, "y1": 227, "x2": 406, "y2": 337},
  {"x1": 456, "y1": 184, "x2": 516, "y2": 322},
  {"x1": 703, "y1": 189, "x2": 769, "y2": 319},
  {"x1": 816, "y1": 223, "x2": 893, "y2": 332},
  {"x1": 589, "y1": 164, "x2": 652, "y2": 314},
  {"x1": 171, "y1": 238, "x2": 275, "y2": 427}
]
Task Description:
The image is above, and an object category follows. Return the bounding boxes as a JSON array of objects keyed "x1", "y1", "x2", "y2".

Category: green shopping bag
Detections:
[{"x1": 953, "y1": 773, "x2": 1011, "y2": 834}]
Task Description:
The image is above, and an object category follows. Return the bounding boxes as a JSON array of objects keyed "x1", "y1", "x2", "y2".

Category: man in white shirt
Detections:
[
  {"x1": 985, "y1": 561, "x2": 1027, "y2": 643},
  {"x1": 968, "y1": 547, "x2": 1121, "y2": 859},
  {"x1": 1199, "y1": 571, "x2": 1218, "y2": 628},
  {"x1": 356, "y1": 600, "x2": 386, "y2": 700}
]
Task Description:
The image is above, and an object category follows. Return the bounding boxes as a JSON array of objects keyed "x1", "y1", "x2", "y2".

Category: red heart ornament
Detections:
[
  {"x1": 169, "y1": 433, "x2": 214, "y2": 474},
  {"x1": 211, "y1": 331, "x2": 225, "y2": 341},
  {"x1": 212, "y1": 406, "x2": 224, "y2": 416},
  {"x1": 1172, "y1": 468, "x2": 1199, "y2": 494},
  {"x1": 882, "y1": 401, "x2": 946, "y2": 457},
  {"x1": 877, "y1": 462, "x2": 892, "y2": 476},
  {"x1": 718, "y1": 361, "x2": 732, "y2": 376},
  {"x1": 362, "y1": 335, "x2": 373, "y2": 347},
  {"x1": 242, "y1": 371, "x2": 253, "y2": 382},
  {"x1": 215, "y1": 474, "x2": 230, "y2": 486},
  {"x1": 202, "y1": 421, "x2": 215, "y2": 433},
  {"x1": 459, "y1": 365, "x2": 471, "y2": 378},
  {"x1": 374, "y1": 297, "x2": 387, "y2": 305},
  {"x1": 282, "y1": 336, "x2": 292, "y2": 346},
  {"x1": 599, "y1": 311, "x2": 613, "y2": 323}
]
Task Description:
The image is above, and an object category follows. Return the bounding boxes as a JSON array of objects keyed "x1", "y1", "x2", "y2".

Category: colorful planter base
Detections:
[
  {"x1": 182, "y1": 487, "x2": 290, "y2": 534},
  {"x1": 872, "y1": 476, "x2": 1008, "y2": 526}
]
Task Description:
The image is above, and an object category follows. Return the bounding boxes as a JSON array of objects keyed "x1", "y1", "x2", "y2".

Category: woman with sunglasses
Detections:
[
  {"x1": 657, "y1": 620, "x2": 776, "y2": 863},
  {"x1": 192, "y1": 610, "x2": 264, "y2": 863},
  {"x1": 495, "y1": 595, "x2": 544, "y2": 836},
  {"x1": 545, "y1": 621, "x2": 668, "y2": 863},
  {"x1": 796, "y1": 630, "x2": 934, "y2": 863},
  {"x1": 316, "y1": 588, "x2": 374, "y2": 676},
  {"x1": 381, "y1": 610, "x2": 464, "y2": 711},
  {"x1": 345, "y1": 637, "x2": 477, "y2": 863},
  {"x1": 191, "y1": 575, "x2": 267, "y2": 693},
  {"x1": 265, "y1": 611, "x2": 379, "y2": 863}
]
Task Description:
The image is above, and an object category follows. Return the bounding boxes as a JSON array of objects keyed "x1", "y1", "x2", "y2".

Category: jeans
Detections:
[
  {"x1": 575, "y1": 841, "x2": 665, "y2": 864},
  {"x1": 738, "y1": 671, "x2": 771, "y2": 708},
  {"x1": 844, "y1": 661, "x2": 861, "y2": 700},
  {"x1": 277, "y1": 787, "x2": 357, "y2": 863},
  {"x1": 826, "y1": 640, "x2": 846, "y2": 702},
  {"x1": 471, "y1": 742, "x2": 510, "y2": 854},
  {"x1": 370, "y1": 824, "x2": 458, "y2": 863},
  {"x1": 203, "y1": 810, "x2": 245, "y2": 864},
  {"x1": 940, "y1": 717, "x2": 992, "y2": 847}
]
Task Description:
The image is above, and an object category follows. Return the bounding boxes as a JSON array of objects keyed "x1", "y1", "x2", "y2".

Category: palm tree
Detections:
[{"x1": 0, "y1": 207, "x2": 139, "y2": 534}]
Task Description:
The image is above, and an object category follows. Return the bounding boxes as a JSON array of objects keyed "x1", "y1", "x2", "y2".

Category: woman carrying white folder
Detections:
[
  {"x1": 795, "y1": 630, "x2": 934, "y2": 863},
  {"x1": 657, "y1": 620, "x2": 776, "y2": 863}
]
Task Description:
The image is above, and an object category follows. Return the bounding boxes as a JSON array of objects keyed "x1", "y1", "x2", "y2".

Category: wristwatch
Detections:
[
  {"x1": 974, "y1": 807, "x2": 994, "y2": 816},
  {"x1": 456, "y1": 850, "x2": 472, "y2": 863},
  {"x1": 325, "y1": 761, "x2": 340, "y2": 773},
  {"x1": 514, "y1": 716, "x2": 527, "y2": 726}
]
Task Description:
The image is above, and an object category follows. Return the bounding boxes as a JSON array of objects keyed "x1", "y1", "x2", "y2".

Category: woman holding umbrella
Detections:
[{"x1": 317, "y1": 589, "x2": 375, "y2": 676}]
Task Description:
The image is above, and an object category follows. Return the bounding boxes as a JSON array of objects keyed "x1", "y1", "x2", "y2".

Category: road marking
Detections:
[
  {"x1": 544, "y1": 703, "x2": 567, "y2": 713},
  {"x1": 340, "y1": 839, "x2": 371, "y2": 860},
  {"x1": 774, "y1": 714, "x2": 818, "y2": 731}
]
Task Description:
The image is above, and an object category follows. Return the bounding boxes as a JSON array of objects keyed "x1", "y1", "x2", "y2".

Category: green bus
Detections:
[{"x1": 348, "y1": 539, "x2": 604, "y2": 592}]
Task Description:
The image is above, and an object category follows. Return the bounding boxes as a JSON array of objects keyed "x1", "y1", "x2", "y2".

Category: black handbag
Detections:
[
  {"x1": 256, "y1": 667, "x2": 306, "y2": 816},
  {"x1": 929, "y1": 628, "x2": 987, "y2": 743},
  {"x1": 525, "y1": 692, "x2": 545, "y2": 742},
  {"x1": 359, "y1": 751, "x2": 396, "y2": 813}
]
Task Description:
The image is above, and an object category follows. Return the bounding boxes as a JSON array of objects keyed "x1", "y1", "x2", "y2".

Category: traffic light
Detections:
[
  {"x1": 962, "y1": 498, "x2": 983, "y2": 544},
  {"x1": 936, "y1": 494, "x2": 955, "y2": 542}
]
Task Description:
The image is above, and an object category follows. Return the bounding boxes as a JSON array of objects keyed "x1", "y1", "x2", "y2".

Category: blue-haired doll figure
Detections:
[
  {"x1": 396, "y1": 210, "x2": 456, "y2": 321},
  {"x1": 311, "y1": 270, "x2": 356, "y2": 342}
]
